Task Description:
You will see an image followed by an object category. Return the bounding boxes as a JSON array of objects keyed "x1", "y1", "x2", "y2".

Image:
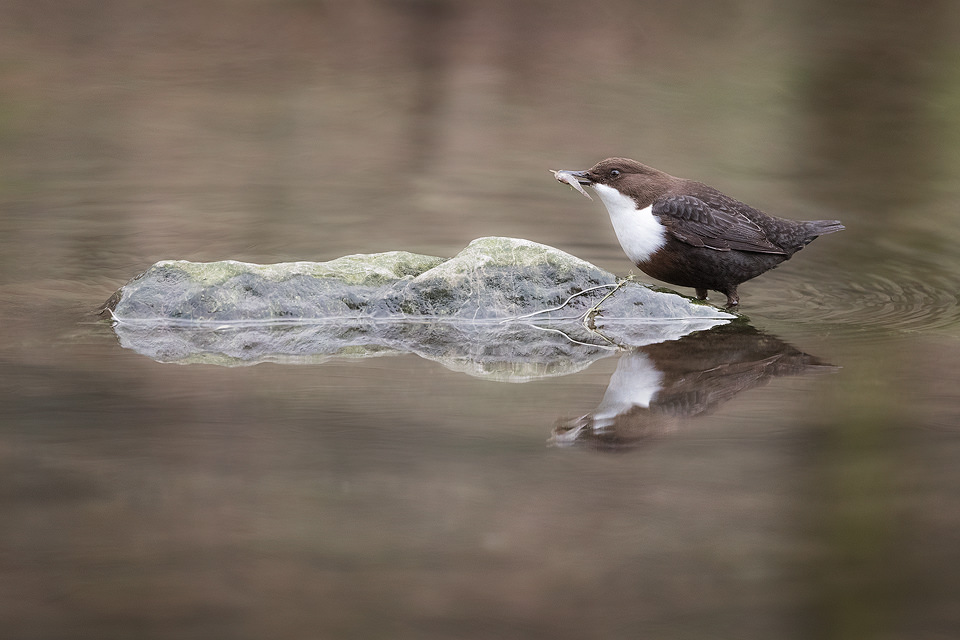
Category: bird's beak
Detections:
[
  {"x1": 550, "y1": 168, "x2": 594, "y2": 200},
  {"x1": 553, "y1": 169, "x2": 593, "y2": 185}
]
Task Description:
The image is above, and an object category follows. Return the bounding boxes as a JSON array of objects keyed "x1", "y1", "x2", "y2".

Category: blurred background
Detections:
[{"x1": 1, "y1": 1, "x2": 959, "y2": 638}]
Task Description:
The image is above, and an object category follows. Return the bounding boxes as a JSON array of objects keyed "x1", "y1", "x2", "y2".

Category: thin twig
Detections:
[
  {"x1": 582, "y1": 275, "x2": 633, "y2": 328},
  {"x1": 521, "y1": 323, "x2": 620, "y2": 350},
  {"x1": 499, "y1": 283, "x2": 619, "y2": 324}
]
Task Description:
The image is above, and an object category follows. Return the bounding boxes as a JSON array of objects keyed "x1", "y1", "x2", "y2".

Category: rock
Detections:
[{"x1": 104, "y1": 237, "x2": 735, "y2": 380}]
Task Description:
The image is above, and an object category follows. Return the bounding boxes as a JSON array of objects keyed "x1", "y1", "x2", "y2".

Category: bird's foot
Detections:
[{"x1": 722, "y1": 288, "x2": 739, "y2": 308}]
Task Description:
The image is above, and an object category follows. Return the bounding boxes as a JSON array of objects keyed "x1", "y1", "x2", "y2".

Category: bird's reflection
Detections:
[{"x1": 552, "y1": 323, "x2": 836, "y2": 450}]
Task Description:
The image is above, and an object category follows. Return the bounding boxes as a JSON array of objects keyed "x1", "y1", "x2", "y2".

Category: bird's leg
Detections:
[
  {"x1": 723, "y1": 287, "x2": 740, "y2": 308},
  {"x1": 695, "y1": 288, "x2": 708, "y2": 300}
]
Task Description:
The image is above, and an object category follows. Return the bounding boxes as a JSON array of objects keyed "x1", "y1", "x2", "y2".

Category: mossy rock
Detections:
[{"x1": 105, "y1": 237, "x2": 736, "y2": 380}]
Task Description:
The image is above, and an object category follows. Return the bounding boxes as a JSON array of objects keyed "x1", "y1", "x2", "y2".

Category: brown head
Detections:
[{"x1": 556, "y1": 157, "x2": 679, "y2": 209}]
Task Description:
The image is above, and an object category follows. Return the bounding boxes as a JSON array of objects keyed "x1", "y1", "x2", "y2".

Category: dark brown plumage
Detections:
[{"x1": 554, "y1": 158, "x2": 844, "y2": 306}]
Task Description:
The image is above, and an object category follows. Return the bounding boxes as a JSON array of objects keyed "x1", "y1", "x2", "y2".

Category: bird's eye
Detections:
[{"x1": 609, "y1": 169, "x2": 621, "y2": 178}]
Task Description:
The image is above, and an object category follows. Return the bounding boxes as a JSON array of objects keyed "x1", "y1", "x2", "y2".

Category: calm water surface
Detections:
[{"x1": 2, "y1": 2, "x2": 960, "y2": 638}]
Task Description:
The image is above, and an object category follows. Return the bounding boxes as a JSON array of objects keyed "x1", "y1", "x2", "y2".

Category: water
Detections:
[{"x1": 2, "y1": 1, "x2": 960, "y2": 638}]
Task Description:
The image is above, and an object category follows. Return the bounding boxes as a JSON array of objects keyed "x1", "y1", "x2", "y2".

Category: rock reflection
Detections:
[
  {"x1": 552, "y1": 324, "x2": 837, "y2": 450},
  {"x1": 110, "y1": 316, "x2": 730, "y2": 382}
]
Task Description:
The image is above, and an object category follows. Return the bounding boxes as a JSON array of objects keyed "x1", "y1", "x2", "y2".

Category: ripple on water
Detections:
[{"x1": 749, "y1": 266, "x2": 960, "y2": 335}]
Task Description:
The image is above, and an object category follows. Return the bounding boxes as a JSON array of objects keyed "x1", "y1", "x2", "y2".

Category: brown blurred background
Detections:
[{"x1": 2, "y1": 1, "x2": 960, "y2": 639}]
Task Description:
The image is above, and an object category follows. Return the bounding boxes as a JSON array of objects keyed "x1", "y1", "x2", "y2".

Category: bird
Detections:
[{"x1": 553, "y1": 158, "x2": 844, "y2": 307}]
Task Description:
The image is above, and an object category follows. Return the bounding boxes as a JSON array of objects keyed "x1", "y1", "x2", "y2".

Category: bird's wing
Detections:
[{"x1": 653, "y1": 195, "x2": 786, "y2": 254}]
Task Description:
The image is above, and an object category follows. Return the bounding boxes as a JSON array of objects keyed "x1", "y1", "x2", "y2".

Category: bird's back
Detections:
[{"x1": 673, "y1": 180, "x2": 843, "y2": 255}]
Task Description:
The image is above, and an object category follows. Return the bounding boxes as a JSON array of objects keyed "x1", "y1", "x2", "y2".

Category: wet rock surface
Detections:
[
  {"x1": 107, "y1": 237, "x2": 731, "y2": 323},
  {"x1": 105, "y1": 237, "x2": 735, "y2": 380}
]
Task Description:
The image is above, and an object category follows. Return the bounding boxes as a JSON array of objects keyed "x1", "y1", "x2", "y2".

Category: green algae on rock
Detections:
[{"x1": 106, "y1": 237, "x2": 733, "y2": 324}]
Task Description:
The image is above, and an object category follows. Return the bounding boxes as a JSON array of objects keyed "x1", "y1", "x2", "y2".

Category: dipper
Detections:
[{"x1": 553, "y1": 158, "x2": 844, "y2": 306}]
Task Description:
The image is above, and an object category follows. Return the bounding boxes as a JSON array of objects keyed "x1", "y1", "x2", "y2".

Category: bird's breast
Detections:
[{"x1": 593, "y1": 184, "x2": 667, "y2": 265}]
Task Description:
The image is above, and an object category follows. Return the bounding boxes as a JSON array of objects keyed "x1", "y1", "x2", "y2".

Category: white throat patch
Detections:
[{"x1": 593, "y1": 183, "x2": 667, "y2": 265}]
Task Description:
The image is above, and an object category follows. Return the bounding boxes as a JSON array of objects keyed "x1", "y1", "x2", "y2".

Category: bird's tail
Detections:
[{"x1": 802, "y1": 219, "x2": 845, "y2": 244}]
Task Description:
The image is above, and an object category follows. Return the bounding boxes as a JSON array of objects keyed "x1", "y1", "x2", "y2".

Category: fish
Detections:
[{"x1": 550, "y1": 169, "x2": 593, "y2": 200}]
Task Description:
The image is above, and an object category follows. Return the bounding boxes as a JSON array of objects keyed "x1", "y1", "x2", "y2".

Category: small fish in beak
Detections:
[{"x1": 550, "y1": 169, "x2": 593, "y2": 200}]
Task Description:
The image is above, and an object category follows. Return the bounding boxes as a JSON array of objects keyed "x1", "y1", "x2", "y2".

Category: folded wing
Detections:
[{"x1": 653, "y1": 195, "x2": 786, "y2": 254}]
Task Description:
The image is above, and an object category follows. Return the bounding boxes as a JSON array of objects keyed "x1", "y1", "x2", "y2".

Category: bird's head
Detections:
[{"x1": 553, "y1": 158, "x2": 676, "y2": 208}]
